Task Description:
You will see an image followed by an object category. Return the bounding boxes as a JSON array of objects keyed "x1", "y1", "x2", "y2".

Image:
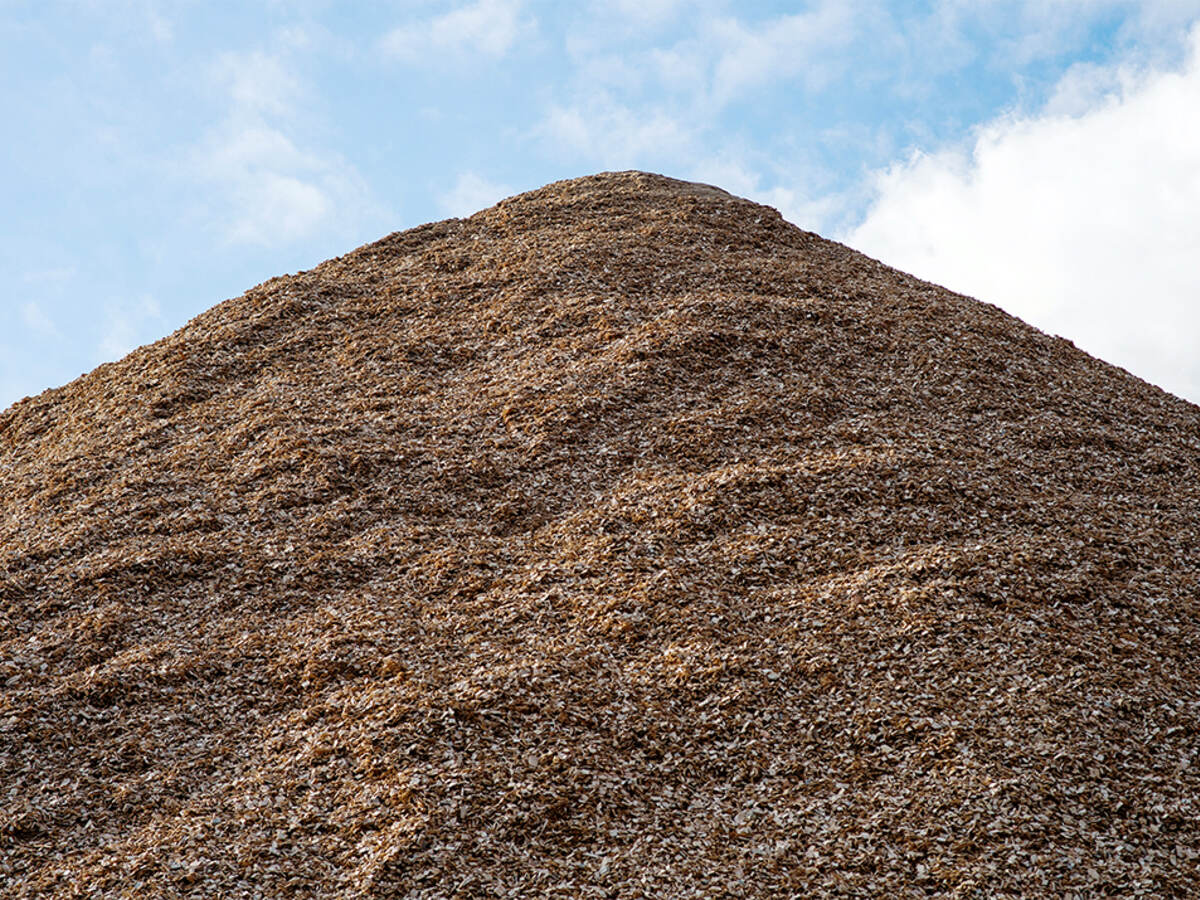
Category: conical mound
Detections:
[{"x1": 2, "y1": 171, "x2": 1198, "y2": 897}]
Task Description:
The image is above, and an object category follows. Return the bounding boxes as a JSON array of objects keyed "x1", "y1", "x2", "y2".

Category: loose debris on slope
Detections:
[{"x1": 1, "y1": 171, "x2": 1199, "y2": 897}]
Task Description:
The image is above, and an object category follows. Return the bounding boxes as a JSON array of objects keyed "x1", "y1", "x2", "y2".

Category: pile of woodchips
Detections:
[{"x1": 1, "y1": 172, "x2": 1198, "y2": 897}]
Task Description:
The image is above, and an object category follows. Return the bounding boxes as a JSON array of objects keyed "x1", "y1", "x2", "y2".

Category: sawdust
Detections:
[{"x1": 1, "y1": 171, "x2": 1199, "y2": 897}]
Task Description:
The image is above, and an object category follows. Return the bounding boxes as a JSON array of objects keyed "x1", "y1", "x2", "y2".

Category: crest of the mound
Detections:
[
  {"x1": 497, "y1": 170, "x2": 738, "y2": 206},
  {"x1": 461, "y1": 170, "x2": 740, "y2": 218}
]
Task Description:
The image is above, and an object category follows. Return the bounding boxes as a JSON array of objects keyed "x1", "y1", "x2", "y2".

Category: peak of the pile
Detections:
[
  {"x1": 462, "y1": 170, "x2": 754, "y2": 219},
  {"x1": 334, "y1": 168, "x2": 798, "y2": 284},
  {"x1": 517, "y1": 170, "x2": 735, "y2": 201}
]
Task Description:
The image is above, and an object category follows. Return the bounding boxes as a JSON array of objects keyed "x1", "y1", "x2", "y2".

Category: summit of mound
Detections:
[{"x1": 2, "y1": 171, "x2": 1199, "y2": 897}]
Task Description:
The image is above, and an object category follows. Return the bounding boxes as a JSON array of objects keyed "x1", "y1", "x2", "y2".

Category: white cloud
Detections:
[
  {"x1": 66, "y1": 0, "x2": 176, "y2": 45},
  {"x1": 145, "y1": 2, "x2": 172, "y2": 44},
  {"x1": 926, "y1": 0, "x2": 1115, "y2": 66},
  {"x1": 190, "y1": 120, "x2": 376, "y2": 247},
  {"x1": 226, "y1": 170, "x2": 332, "y2": 246},
  {"x1": 438, "y1": 172, "x2": 512, "y2": 218},
  {"x1": 1042, "y1": 60, "x2": 1129, "y2": 116},
  {"x1": 538, "y1": 98, "x2": 696, "y2": 167},
  {"x1": 703, "y1": 2, "x2": 861, "y2": 105},
  {"x1": 212, "y1": 50, "x2": 300, "y2": 118},
  {"x1": 848, "y1": 27, "x2": 1200, "y2": 403},
  {"x1": 1130, "y1": 0, "x2": 1200, "y2": 35},
  {"x1": 557, "y1": 2, "x2": 864, "y2": 128},
  {"x1": 187, "y1": 50, "x2": 380, "y2": 248},
  {"x1": 21, "y1": 302, "x2": 59, "y2": 338},
  {"x1": 381, "y1": 0, "x2": 533, "y2": 63},
  {"x1": 649, "y1": 45, "x2": 708, "y2": 93},
  {"x1": 98, "y1": 295, "x2": 163, "y2": 362},
  {"x1": 928, "y1": 0, "x2": 1200, "y2": 52},
  {"x1": 596, "y1": 0, "x2": 688, "y2": 27},
  {"x1": 560, "y1": 0, "x2": 1200, "y2": 127}
]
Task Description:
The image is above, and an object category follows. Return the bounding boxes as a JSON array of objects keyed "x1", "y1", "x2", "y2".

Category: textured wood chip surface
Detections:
[{"x1": 1, "y1": 171, "x2": 1199, "y2": 897}]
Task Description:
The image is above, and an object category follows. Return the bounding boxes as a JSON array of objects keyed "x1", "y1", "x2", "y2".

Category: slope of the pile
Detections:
[{"x1": 2, "y1": 171, "x2": 1199, "y2": 897}]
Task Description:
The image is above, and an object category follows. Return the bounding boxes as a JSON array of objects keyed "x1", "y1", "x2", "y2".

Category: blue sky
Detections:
[{"x1": 4, "y1": 0, "x2": 1200, "y2": 409}]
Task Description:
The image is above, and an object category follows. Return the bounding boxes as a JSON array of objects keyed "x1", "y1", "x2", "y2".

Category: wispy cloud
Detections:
[
  {"x1": 849, "y1": 26, "x2": 1200, "y2": 402},
  {"x1": 186, "y1": 48, "x2": 379, "y2": 248},
  {"x1": 595, "y1": 0, "x2": 690, "y2": 27},
  {"x1": 381, "y1": 0, "x2": 534, "y2": 63},
  {"x1": 21, "y1": 302, "x2": 60, "y2": 338},
  {"x1": 65, "y1": 0, "x2": 176, "y2": 45},
  {"x1": 702, "y1": 3, "x2": 861, "y2": 105},
  {"x1": 144, "y1": 1, "x2": 172, "y2": 44},
  {"x1": 538, "y1": 97, "x2": 697, "y2": 168},
  {"x1": 190, "y1": 121, "x2": 365, "y2": 246},
  {"x1": 562, "y1": 2, "x2": 865, "y2": 112},
  {"x1": 98, "y1": 294, "x2": 163, "y2": 362},
  {"x1": 212, "y1": 50, "x2": 300, "y2": 118},
  {"x1": 438, "y1": 172, "x2": 513, "y2": 218}
]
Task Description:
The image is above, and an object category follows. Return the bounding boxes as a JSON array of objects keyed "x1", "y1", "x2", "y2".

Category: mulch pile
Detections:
[{"x1": 2, "y1": 171, "x2": 1199, "y2": 897}]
